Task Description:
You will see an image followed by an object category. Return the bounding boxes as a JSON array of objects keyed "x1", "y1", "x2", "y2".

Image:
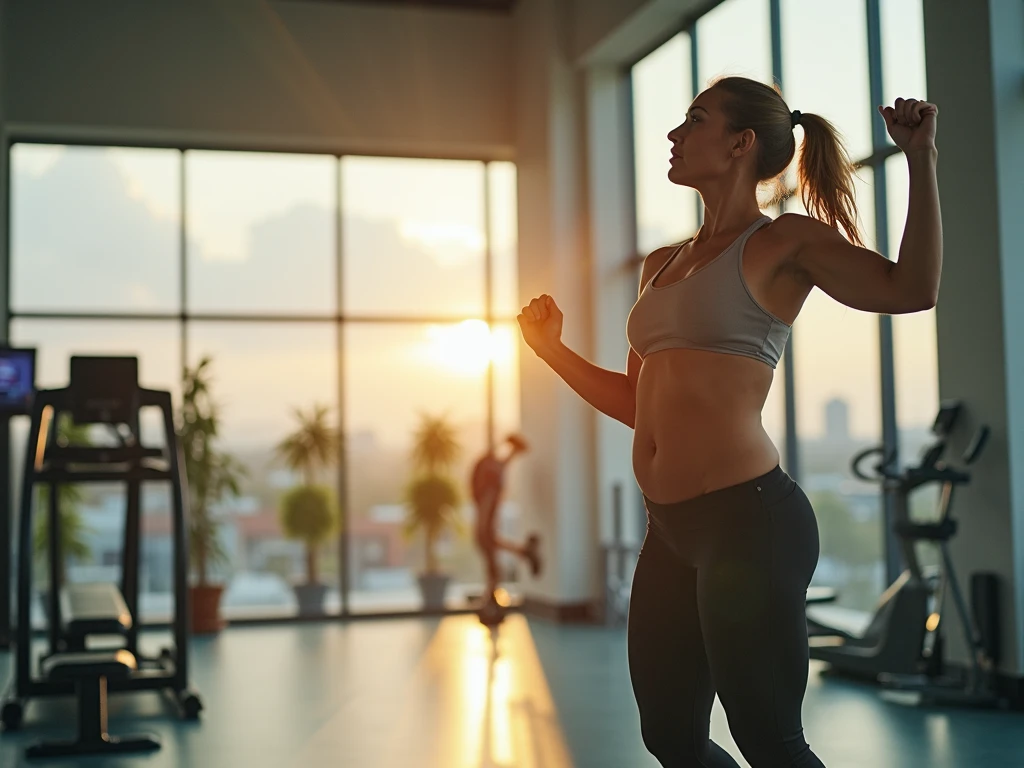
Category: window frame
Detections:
[{"x1": 1, "y1": 137, "x2": 519, "y2": 629}]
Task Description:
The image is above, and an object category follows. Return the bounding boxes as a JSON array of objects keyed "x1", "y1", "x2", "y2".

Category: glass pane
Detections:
[
  {"x1": 8, "y1": 319, "x2": 182, "y2": 625},
  {"x1": 346, "y1": 322, "x2": 503, "y2": 613},
  {"x1": 886, "y1": 154, "x2": 939, "y2": 499},
  {"x1": 781, "y1": 0, "x2": 872, "y2": 162},
  {"x1": 10, "y1": 144, "x2": 180, "y2": 313},
  {"x1": 489, "y1": 162, "x2": 519, "y2": 317},
  {"x1": 342, "y1": 157, "x2": 487, "y2": 318},
  {"x1": 186, "y1": 151, "x2": 336, "y2": 315},
  {"x1": 632, "y1": 33, "x2": 699, "y2": 255},
  {"x1": 696, "y1": 0, "x2": 773, "y2": 87},
  {"x1": 881, "y1": 0, "x2": 927, "y2": 148},
  {"x1": 187, "y1": 322, "x2": 339, "y2": 619},
  {"x1": 786, "y1": 182, "x2": 884, "y2": 613}
]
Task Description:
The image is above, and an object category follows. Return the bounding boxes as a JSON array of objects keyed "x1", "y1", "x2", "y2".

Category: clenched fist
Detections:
[
  {"x1": 878, "y1": 97, "x2": 937, "y2": 153},
  {"x1": 516, "y1": 294, "x2": 563, "y2": 356}
]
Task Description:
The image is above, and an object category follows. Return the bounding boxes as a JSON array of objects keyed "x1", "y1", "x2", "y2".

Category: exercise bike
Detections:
[{"x1": 807, "y1": 400, "x2": 1005, "y2": 707}]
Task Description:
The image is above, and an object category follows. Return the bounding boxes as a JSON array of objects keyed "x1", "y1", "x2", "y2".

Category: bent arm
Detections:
[
  {"x1": 538, "y1": 343, "x2": 636, "y2": 429},
  {"x1": 789, "y1": 150, "x2": 941, "y2": 317},
  {"x1": 533, "y1": 246, "x2": 678, "y2": 430}
]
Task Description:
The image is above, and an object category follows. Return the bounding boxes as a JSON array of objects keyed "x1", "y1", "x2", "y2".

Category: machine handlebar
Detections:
[{"x1": 851, "y1": 424, "x2": 989, "y2": 487}]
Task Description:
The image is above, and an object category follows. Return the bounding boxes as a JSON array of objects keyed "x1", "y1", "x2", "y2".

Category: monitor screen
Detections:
[{"x1": 0, "y1": 348, "x2": 36, "y2": 415}]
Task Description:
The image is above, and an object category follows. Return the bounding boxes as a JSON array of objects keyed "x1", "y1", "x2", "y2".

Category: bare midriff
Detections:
[{"x1": 632, "y1": 347, "x2": 780, "y2": 505}]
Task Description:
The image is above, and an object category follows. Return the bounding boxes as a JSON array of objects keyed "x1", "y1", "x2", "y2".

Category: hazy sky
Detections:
[{"x1": 632, "y1": 0, "x2": 936, "y2": 439}]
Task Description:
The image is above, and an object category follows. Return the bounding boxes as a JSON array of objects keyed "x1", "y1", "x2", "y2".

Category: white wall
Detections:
[
  {"x1": 2, "y1": 0, "x2": 514, "y2": 157},
  {"x1": 924, "y1": 0, "x2": 1024, "y2": 675}
]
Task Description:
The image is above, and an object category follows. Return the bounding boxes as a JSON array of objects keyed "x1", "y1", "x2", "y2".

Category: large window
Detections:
[
  {"x1": 630, "y1": 0, "x2": 935, "y2": 614},
  {"x1": 8, "y1": 143, "x2": 520, "y2": 622}
]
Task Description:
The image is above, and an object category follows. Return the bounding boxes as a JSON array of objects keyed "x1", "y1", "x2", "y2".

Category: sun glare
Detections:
[{"x1": 425, "y1": 320, "x2": 513, "y2": 376}]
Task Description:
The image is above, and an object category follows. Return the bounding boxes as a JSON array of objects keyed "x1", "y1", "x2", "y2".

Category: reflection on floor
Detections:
[{"x1": 0, "y1": 614, "x2": 1021, "y2": 767}]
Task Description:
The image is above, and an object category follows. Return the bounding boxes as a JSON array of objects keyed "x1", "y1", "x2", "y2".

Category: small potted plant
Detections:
[
  {"x1": 278, "y1": 485, "x2": 338, "y2": 616},
  {"x1": 403, "y1": 413, "x2": 464, "y2": 611},
  {"x1": 276, "y1": 403, "x2": 339, "y2": 616},
  {"x1": 179, "y1": 357, "x2": 244, "y2": 634}
]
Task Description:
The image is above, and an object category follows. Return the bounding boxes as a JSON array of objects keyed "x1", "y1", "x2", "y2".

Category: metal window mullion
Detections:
[
  {"x1": 866, "y1": 0, "x2": 901, "y2": 585},
  {"x1": 336, "y1": 157, "x2": 350, "y2": 619},
  {"x1": 484, "y1": 163, "x2": 495, "y2": 452},
  {"x1": 770, "y1": 0, "x2": 800, "y2": 482}
]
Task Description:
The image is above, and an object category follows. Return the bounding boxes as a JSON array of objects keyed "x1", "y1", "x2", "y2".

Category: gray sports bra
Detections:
[{"x1": 626, "y1": 215, "x2": 791, "y2": 368}]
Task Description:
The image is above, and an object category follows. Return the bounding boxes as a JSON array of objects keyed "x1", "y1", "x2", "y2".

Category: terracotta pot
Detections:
[{"x1": 189, "y1": 584, "x2": 226, "y2": 634}]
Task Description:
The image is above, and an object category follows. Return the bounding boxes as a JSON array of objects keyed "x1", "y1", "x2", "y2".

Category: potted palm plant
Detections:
[
  {"x1": 276, "y1": 404, "x2": 339, "y2": 616},
  {"x1": 179, "y1": 357, "x2": 245, "y2": 634},
  {"x1": 403, "y1": 413, "x2": 463, "y2": 611}
]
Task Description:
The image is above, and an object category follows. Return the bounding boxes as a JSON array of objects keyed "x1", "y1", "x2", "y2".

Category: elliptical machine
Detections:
[{"x1": 807, "y1": 400, "x2": 1004, "y2": 707}]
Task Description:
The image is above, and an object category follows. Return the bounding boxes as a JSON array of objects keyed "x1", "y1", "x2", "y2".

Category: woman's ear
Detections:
[{"x1": 732, "y1": 128, "x2": 757, "y2": 157}]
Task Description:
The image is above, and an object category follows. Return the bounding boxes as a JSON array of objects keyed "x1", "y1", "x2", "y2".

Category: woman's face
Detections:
[{"x1": 667, "y1": 88, "x2": 753, "y2": 188}]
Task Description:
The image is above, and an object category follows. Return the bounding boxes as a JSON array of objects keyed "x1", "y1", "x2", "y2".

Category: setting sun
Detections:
[{"x1": 424, "y1": 320, "x2": 513, "y2": 375}]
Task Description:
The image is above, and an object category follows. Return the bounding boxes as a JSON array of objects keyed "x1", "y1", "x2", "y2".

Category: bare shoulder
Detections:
[{"x1": 771, "y1": 211, "x2": 846, "y2": 250}]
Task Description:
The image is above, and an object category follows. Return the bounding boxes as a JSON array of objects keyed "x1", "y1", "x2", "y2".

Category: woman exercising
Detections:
[{"x1": 517, "y1": 76, "x2": 940, "y2": 767}]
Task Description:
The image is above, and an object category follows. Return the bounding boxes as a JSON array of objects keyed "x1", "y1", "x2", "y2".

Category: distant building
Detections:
[{"x1": 825, "y1": 398, "x2": 850, "y2": 443}]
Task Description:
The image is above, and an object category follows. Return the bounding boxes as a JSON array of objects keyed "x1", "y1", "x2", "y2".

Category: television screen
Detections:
[{"x1": 0, "y1": 348, "x2": 36, "y2": 415}]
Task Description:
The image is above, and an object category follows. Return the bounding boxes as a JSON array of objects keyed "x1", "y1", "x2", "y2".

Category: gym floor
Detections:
[{"x1": 0, "y1": 614, "x2": 1020, "y2": 768}]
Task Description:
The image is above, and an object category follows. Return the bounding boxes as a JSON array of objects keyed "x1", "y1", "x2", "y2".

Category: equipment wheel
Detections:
[{"x1": 1, "y1": 699, "x2": 25, "y2": 731}]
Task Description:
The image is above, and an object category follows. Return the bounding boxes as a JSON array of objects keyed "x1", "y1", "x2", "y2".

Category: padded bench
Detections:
[
  {"x1": 26, "y1": 650, "x2": 160, "y2": 759},
  {"x1": 806, "y1": 587, "x2": 837, "y2": 605},
  {"x1": 60, "y1": 583, "x2": 132, "y2": 651}
]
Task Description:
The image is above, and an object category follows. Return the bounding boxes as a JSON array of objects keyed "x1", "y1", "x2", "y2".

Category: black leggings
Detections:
[{"x1": 628, "y1": 465, "x2": 825, "y2": 767}]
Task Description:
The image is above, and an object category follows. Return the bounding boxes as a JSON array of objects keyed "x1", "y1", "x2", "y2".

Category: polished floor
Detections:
[{"x1": 0, "y1": 614, "x2": 1021, "y2": 767}]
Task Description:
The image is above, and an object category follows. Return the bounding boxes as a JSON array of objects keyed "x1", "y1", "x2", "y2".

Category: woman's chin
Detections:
[{"x1": 666, "y1": 168, "x2": 692, "y2": 187}]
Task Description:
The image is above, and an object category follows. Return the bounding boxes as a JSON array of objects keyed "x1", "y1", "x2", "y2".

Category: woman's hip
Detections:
[{"x1": 641, "y1": 465, "x2": 818, "y2": 574}]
